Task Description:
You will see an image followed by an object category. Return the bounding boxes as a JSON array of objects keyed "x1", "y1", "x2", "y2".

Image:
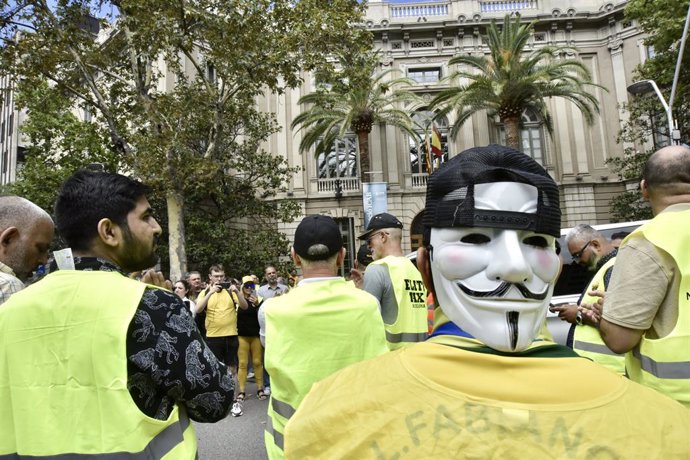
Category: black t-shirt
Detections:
[{"x1": 237, "y1": 299, "x2": 262, "y2": 336}]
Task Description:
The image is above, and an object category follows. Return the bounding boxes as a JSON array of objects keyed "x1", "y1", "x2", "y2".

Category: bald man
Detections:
[
  {"x1": 594, "y1": 145, "x2": 690, "y2": 407},
  {"x1": 0, "y1": 196, "x2": 54, "y2": 304}
]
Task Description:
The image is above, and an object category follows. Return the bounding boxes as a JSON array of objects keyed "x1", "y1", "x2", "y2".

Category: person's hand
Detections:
[
  {"x1": 549, "y1": 303, "x2": 579, "y2": 323},
  {"x1": 350, "y1": 268, "x2": 364, "y2": 289},
  {"x1": 140, "y1": 269, "x2": 173, "y2": 291},
  {"x1": 579, "y1": 290, "x2": 605, "y2": 326},
  {"x1": 212, "y1": 282, "x2": 222, "y2": 293}
]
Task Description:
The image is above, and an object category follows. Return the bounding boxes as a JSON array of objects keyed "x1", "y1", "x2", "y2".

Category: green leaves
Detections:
[
  {"x1": 1, "y1": 0, "x2": 363, "y2": 277},
  {"x1": 431, "y1": 14, "x2": 603, "y2": 149}
]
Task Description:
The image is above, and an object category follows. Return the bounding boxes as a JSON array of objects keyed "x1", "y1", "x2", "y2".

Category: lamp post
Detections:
[{"x1": 627, "y1": 79, "x2": 680, "y2": 145}]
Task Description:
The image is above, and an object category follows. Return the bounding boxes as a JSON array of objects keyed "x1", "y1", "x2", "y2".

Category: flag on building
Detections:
[{"x1": 431, "y1": 125, "x2": 443, "y2": 157}]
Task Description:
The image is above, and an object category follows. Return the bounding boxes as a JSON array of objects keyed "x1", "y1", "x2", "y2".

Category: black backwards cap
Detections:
[
  {"x1": 293, "y1": 214, "x2": 343, "y2": 261},
  {"x1": 423, "y1": 144, "x2": 561, "y2": 245}
]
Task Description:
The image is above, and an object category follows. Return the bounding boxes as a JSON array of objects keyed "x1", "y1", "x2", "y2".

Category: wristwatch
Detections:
[{"x1": 575, "y1": 311, "x2": 584, "y2": 326}]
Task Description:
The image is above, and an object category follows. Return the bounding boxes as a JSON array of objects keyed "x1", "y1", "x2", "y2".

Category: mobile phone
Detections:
[{"x1": 219, "y1": 282, "x2": 231, "y2": 289}]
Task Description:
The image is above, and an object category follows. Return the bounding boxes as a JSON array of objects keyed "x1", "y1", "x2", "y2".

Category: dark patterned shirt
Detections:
[{"x1": 68, "y1": 258, "x2": 234, "y2": 421}]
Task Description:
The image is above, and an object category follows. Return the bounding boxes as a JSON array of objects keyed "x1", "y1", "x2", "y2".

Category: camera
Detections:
[{"x1": 218, "y1": 282, "x2": 231, "y2": 289}]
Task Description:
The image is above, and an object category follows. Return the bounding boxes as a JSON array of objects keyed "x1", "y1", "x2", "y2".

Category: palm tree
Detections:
[
  {"x1": 432, "y1": 15, "x2": 603, "y2": 150},
  {"x1": 292, "y1": 52, "x2": 421, "y2": 185}
]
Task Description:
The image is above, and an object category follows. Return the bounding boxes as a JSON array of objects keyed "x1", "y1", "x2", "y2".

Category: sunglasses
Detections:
[
  {"x1": 243, "y1": 283, "x2": 256, "y2": 290},
  {"x1": 571, "y1": 240, "x2": 592, "y2": 262},
  {"x1": 366, "y1": 231, "x2": 387, "y2": 246}
]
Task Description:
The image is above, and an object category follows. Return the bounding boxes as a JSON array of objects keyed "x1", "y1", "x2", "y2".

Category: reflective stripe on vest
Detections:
[
  {"x1": 0, "y1": 412, "x2": 191, "y2": 460},
  {"x1": 632, "y1": 348, "x2": 690, "y2": 379},
  {"x1": 265, "y1": 415, "x2": 284, "y2": 450},
  {"x1": 386, "y1": 330, "x2": 428, "y2": 344},
  {"x1": 573, "y1": 258, "x2": 625, "y2": 374},
  {"x1": 263, "y1": 278, "x2": 388, "y2": 459},
  {"x1": 371, "y1": 256, "x2": 427, "y2": 350},
  {"x1": 623, "y1": 209, "x2": 690, "y2": 407}
]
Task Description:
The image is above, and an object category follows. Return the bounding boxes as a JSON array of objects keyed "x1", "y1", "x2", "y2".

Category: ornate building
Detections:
[
  {"x1": 0, "y1": 1, "x2": 651, "y2": 276},
  {"x1": 262, "y1": 0, "x2": 650, "y2": 275}
]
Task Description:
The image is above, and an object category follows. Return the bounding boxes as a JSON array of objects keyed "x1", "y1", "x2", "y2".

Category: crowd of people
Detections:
[{"x1": 1, "y1": 143, "x2": 689, "y2": 459}]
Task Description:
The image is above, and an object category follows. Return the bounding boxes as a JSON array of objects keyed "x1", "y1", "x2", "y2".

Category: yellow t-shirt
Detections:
[
  {"x1": 285, "y1": 339, "x2": 690, "y2": 459},
  {"x1": 202, "y1": 289, "x2": 239, "y2": 337}
]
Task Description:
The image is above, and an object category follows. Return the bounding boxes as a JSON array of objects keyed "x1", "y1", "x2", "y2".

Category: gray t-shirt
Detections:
[{"x1": 362, "y1": 263, "x2": 397, "y2": 324}]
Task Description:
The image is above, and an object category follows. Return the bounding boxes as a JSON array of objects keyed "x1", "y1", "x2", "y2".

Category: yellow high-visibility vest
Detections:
[
  {"x1": 573, "y1": 257, "x2": 625, "y2": 374},
  {"x1": 371, "y1": 256, "x2": 428, "y2": 349},
  {"x1": 0, "y1": 270, "x2": 197, "y2": 458},
  {"x1": 624, "y1": 209, "x2": 690, "y2": 407},
  {"x1": 263, "y1": 278, "x2": 388, "y2": 459}
]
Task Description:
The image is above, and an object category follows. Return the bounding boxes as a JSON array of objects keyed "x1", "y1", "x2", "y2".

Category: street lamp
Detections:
[{"x1": 627, "y1": 79, "x2": 680, "y2": 145}]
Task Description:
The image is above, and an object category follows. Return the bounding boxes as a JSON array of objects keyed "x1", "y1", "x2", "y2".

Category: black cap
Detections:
[
  {"x1": 423, "y1": 144, "x2": 561, "y2": 245},
  {"x1": 358, "y1": 212, "x2": 403, "y2": 240},
  {"x1": 293, "y1": 215, "x2": 343, "y2": 260},
  {"x1": 356, "y1": 243, "x2": 373, "y2": 267}
]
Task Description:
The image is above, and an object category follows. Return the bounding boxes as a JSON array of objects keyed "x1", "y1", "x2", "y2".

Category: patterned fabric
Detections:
[
  {"x1": 0, "y1": 261, "x2": 25, "y2": 305},
  {"x1": 70, "y1": 257, "x2": 234, "y2": 421}
]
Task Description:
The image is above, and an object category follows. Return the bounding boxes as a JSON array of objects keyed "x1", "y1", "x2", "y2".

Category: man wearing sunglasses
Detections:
[
  {"x1": 356, "y1": 212, "x2": 428, "y2": 350},
  {"x1": 560, "y1": 224, "x2": 622, "y2": 374}
]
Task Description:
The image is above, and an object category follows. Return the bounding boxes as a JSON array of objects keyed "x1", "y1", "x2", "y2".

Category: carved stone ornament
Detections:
[
  {"x1": 380, "y1": 54, "x2": 393, "y2": 66},
  {"x1": 608, "y1": 38, "x2": 623, "y2": 51}
]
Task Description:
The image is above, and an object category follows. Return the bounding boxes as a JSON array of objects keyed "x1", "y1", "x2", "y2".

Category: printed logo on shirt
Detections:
[{"x1": 404, "y1": 279, "x2": 426, "y2": 308}]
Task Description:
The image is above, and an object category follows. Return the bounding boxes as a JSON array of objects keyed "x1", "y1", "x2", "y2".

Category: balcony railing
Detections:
[
  {"x1": 479, "y1": 0, "x2": 538, "y2": 13},
  {"x1": 391, "y1": 2, "x2": 450, "y2": 18},
  {"x1": 317, "y1": 177, "x2": 360, "y2": 193},
  {"x1": 411, "y1": 173, "x2": 428, "y2": 188}
]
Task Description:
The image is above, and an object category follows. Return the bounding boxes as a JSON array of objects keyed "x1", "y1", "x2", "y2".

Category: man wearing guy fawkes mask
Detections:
[{"x1": 281, "y1": 145, "x2": 690, "y2": 459}]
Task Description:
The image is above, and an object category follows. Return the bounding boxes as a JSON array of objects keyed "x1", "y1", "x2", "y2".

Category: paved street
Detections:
[{"x1": 195, "y1": 379, "x2": 269, "y2": 459}]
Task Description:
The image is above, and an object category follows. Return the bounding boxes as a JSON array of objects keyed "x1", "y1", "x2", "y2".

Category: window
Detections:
[
  {"x1": 409, "y1": 110, "x2": 449, "y2": 181},
  {"x1": 317, "y1": 135, "x2": 358, "y2": 180},
  {"x1": 497, "y1": 108, "x2": 545, "y2": 166},
  {"x1": 334, "y1": 217, "x2": 356, "y2": 278},
  {"x1": 410, "y1": 39, "x2": 435, "y2": 49},
  {"x1": 408, "y1": 68, "x2": 441, "y2": 84}
]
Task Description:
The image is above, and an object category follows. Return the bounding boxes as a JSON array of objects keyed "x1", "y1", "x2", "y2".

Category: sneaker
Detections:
[
  {"x1": 264, "y1": 386, "x2": 271, "y2": 396},
  {"x1": 231, "y1": 401, "x2": 243, "y2": 417},
  {"x1": 247, "y1": 372, "x2": 255, "y2": 380}
]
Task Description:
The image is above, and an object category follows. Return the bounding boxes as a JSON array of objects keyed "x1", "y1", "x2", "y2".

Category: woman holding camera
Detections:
[{"x1": 236, "y1": 275, "x2": 267, "y2": 401}]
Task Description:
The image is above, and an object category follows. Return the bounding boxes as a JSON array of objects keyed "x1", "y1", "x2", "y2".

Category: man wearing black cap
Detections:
[
  {"x1": 356, "y1": 212, "x2": 428, "y2": 350},
  {"x1": 263, "y1": 214, "x2": 387, "y2": 460},
  {"x1": 282, "y1": 146, "x2": 689, "y2": 458}
]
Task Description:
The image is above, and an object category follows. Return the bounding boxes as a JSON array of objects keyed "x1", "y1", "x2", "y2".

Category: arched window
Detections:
[
  {"x1": 498, "y1": 108, "x2": 545, "y2": 166},
  {"x1": 409, "y1": 110, "x2": 449, "y2": 184},
  {"x1": 316, "y1": 135, "x2": 358, "y2": 180}
]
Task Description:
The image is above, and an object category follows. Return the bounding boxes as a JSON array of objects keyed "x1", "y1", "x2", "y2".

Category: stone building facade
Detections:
[
  {"x1": 264, "y1": 0, "x2": 650, "y2": 275},
  {"x1": 0, "y1": 0, "x2": 652, "y2": 276}
]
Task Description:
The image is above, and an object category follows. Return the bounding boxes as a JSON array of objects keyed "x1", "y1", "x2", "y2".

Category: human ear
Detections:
[
  {"x1": 96, "y1": 218, "x2": 122, "y2": 248},
  {"x1": 0, "y1": 227, "x2": 19, "y2": 247},
  {"x1": 290, "y1": 247, "x2": 302, "y2": 267},
  {"x1": 417, "y1": 246, "x2": 435, "y2": 296}
]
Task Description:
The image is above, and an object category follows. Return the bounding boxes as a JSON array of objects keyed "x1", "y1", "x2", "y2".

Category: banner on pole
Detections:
[{"x1": 362, "y1": 182, "x2": 388, "y2": 228}]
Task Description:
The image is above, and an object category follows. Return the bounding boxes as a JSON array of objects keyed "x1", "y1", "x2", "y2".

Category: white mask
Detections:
[{"x1": 429, "y1": 182, "x2": 560, "y2": 352}]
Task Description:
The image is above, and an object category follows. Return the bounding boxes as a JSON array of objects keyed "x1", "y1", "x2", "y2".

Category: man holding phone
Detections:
[{"x1": 196, "y1": 264, "x2": 247, "y2": 380}]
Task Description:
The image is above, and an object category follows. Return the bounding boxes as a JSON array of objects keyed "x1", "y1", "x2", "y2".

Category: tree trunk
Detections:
[
  {"x1": 357, "y1": 130, "x2": 370, "y2": 185},
  {"x1": 503, "y1": 116, "x2": 521, "y2": 151},
  {"x1": 166, "y1": 189, "x2": 187, "y2": 282}
]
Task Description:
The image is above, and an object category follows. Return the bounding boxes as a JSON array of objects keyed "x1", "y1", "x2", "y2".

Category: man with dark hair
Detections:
[
  {"x1": 263, "y1": 214, "x2": 387, "y2": 459},
  {"x1": 355, "y1": 212, "x2": 428, "y2": 350},
  {"x1": 257, "y1": 265, "x2": 288, "y2": 299},
  {"x1": 0, "y1": 170, "x2": 234, "y2": 458},
  {"x1": 593, "y1": 145, "x2": 690, "y2": 407},
  {"x1": 282, "y1": 145, "x2": 688, "y2": 458},
  {"x1": 609, "y1": 231, "x2": 630, "y2": 248},
  {"x1": 0, "y1": 196, "x2": 54, "y2": 304}
]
